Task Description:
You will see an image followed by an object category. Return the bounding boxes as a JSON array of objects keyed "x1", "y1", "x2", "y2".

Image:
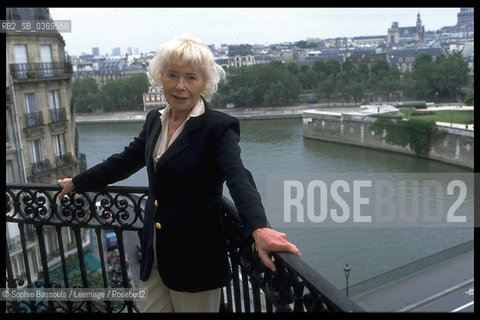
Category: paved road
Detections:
[
  {"x1": 413, "y1": 282, "x2": 474, "y2": 312},
  {"x1": 353, "y1": 250, "x2": 474, "y2": 312},
  {"x1": 123, "y1": 230, "x2": 141, "y2": 288}
]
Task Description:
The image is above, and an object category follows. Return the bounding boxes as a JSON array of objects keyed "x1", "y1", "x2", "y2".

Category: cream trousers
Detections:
[{"x1": 139, "y1": 227, "x2": 221, "y2": 312}]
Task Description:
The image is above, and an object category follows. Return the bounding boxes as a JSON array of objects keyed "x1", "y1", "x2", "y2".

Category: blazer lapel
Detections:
[
  {"x1": 146, "y1": 116, "x2": 162, "y2": 175},
  {"x1": 154, "y1": 113, "x2": 204, "y2": 172}
]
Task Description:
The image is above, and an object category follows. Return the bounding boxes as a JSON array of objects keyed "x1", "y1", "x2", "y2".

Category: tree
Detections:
[
  {"x1": 264, "y1": 81, "x2": 286, "y2": 105},
  {"x1": 298, "y1": 69, "x2": 317, "y2": 90},
  {"x1": 295, "y1": 40, "x2": 317, "y2": 49},
  {"x1": 217, "y1": 63, "x2": 300, "y2": 107},
  {"x1": 405, "y1": 53, "x2": 435, "y2": 100},
  {"x1": 325, "y1": 59, "x2": 341, "y2": 77},
  {"x1": 99, "y1": 73, "x2": 149, "y2": 111},
  {"x1": 311, "y1": 60, "x2": 327, "y2": 77},
  {"x1": 268, "y1": 60, "x2": 286, "y2": 70},
  {"x1": 370, "y1": 58, "x2": 391, "y2": 75},
  {"x1": 72, "y1": 73, "x2": 149, "y2": 112},
  {"x1": 315, "y1": 74, "x2": 336, "y2": 106},
  {"x1": 336, "y1": 71, "x2": 349, "y2": 105},
  {"x1": 72, "y1": 77, "x2": 101, "y2": 112},
  {"x1": 432, "y1": 52, "x2": 470, "y2": 100},
  {"x1": 338, "y1": 61, "x2": 366, "y2": 105},
  {"x1": 342, "y1": 59, "x2": 355, "y2": 74},
  {"x1": 286, "y1": 62, "x2": 299, "y2": 75},
  {"x1": 275, "y1": 70, "x2": 301, "y2": 104},
  {"x1": 72, "y1": 77, "x2": 99, "y2": 97},
  {"x1": 357, "y1": 63, "x2": 370, "y2": 83},
  {"x1": 347, "y1": 81, "x2": 367, "y2": 105},
  {"x1": 369, "y1": 59, "x2": 400, "y2": 101}
]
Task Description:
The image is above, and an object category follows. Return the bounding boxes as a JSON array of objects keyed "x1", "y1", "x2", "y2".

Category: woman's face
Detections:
[{"x1": 161, "y1": 63, "x2": 205, "y2": 113}]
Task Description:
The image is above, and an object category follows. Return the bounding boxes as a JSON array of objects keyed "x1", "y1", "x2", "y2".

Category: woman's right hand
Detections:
[{"x1": 57, "y1": 178, "x2": 75, "y2": 200}]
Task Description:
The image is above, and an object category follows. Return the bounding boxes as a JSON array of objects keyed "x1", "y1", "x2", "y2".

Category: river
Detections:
[{"x1": 77, "y1": 117, "x2": 473, "y2": 289}]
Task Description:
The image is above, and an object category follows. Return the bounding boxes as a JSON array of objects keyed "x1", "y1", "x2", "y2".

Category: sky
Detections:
[{"x1": 48, "y1": 7, "x2": 463, "y2": 56}]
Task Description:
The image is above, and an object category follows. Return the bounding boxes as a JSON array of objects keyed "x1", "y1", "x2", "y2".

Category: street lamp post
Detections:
[{"x1": 344, "y1": 264, "x2": 351, "y2": 297}]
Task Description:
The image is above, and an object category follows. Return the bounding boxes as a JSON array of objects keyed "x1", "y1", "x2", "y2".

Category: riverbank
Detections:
[
  {"x1": 74, "y1": 104, "x2": 474, "y2": 125},
  {"x1": 303, "y1": 106, "x2": 474, "y2": 169},
  {"x1": 74, "y1": 105, "x2": 313, "y2": 123},
  {"x1": 74, "y1": 110, "x2": 149, "y2": 124}
]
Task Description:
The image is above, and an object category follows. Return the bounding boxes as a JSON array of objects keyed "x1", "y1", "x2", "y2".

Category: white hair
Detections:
[{"x1": 149, "y1": 34, "x2": 226, "y2": 101}]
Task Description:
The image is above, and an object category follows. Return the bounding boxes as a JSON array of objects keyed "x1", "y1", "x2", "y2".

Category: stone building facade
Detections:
[
  {"x1": 6, "y1": 7, "x2": 87, "y2": 284},
  {"x1": 6, "y1": 8, "x2": 84, "y2": 184}
]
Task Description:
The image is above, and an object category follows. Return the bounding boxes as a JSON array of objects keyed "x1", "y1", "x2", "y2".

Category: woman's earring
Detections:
[{"x1": 200, "y1": 90, "x2": 206, "y2": 95}]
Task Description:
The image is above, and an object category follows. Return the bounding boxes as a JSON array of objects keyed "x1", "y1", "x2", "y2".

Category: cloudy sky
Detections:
[{"x1": 48, "y1": 7, "x2": 462, "y2": 56}]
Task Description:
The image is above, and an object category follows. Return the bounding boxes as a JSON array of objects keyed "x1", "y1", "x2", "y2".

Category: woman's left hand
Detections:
[{"x1": 252, "y1": 227, "x2": 301, "y2": 272}]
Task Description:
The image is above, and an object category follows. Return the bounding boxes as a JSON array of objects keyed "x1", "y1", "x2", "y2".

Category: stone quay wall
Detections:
[{"x1": 302, "y1": 111, "x2": 474, "y2": 169}]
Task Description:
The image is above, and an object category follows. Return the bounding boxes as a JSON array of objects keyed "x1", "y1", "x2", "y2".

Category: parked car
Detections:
[
  {"x1": 308, "y1": 98, "x2": 318, "y2": 103},
  {"x1": 106, "y1": 232, "x2": 118, "y2": 250}
]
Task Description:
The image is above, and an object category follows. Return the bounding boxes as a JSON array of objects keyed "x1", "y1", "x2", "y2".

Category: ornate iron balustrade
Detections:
[
  {"x1": 9, "y1": 62, "x2": 73, "y2": 81},
  {"x1": 5, "y1": 183, "x2": 363, "y2": 313},
  {"x1": 50, "y1": 107, "x2": 67, "y2": 123},
  {"x1": 55, "y1": 153, "x2": 75, "y2": 168},
  {"x1": 25, "y1": 111, "x2": 44, "y2": 128},
  {"x1": 31, "y1": 159, "x2": 53, "y2": 175}
]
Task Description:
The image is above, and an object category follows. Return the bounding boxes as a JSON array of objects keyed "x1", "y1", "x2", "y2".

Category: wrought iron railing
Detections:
[
  {"x1": 50, "y1": 107, "x2": 67, "y2": 123},
  {"x1": 25, "y1": 111, "x2": 44, "y2": 128},
  {"x1": 5, "y1": 183, "x2": 363, "y2": 313},
  {"x1": 9, "y1": 62, "x2": 73, "y2": 81},
  {"x1": 55, "y1": 153, "x2": 75, "y2": 168},
  {"x1": 31, "y1": 159, "x2": 52, "y2": 176}
]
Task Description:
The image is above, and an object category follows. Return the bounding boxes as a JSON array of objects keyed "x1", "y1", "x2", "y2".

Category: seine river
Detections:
[{"x1": 77, "y1": 117, "x2": 473, "y2": 288}]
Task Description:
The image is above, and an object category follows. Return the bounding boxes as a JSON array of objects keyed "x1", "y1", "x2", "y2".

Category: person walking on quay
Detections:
[{"x1": 57, "y1": 34, "x2": 300, "y2": 312}]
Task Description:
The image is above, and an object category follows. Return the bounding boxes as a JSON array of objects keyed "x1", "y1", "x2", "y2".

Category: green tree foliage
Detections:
[
  {"x1": 371, "y1": 118, "x2": 446, "y2": 156},
  {"x1": 464, "y1": 92, "x2": 474, "y2": 106},
  {"x1": 72, "y1": 73, "x2": 150, "y2": 112},
  {"x1": 216, "y1": 61, "x2": 301, "y2": 107},
  {"x1": 404, "y1": 52, "x2": 470, "y2": 101},
  {"x1": 315, "y1": 74, "x2": 336, "y2": 106},
  {"x1": 312, "y1": 59, "x2": 368, "y2": 106},
  {"x1": 369, "y1": 59, "x2": 402, "y2": 102},
  {"x1": 432, "y1": 52, "x2": 470, "y2": 100},
  {"x1": 403, "y1": 53, "x2": 436, "y2": 100},
  {"x1": 294, "y1": 40, "x2": 318, "y2": 49},
  {"x1": 71, "y1": 77, "x2": 101, "y2": 113}
]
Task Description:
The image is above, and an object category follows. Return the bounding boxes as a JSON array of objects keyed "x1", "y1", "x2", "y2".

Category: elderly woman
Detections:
[{"x1": 57, "y1": 34, "x2": 300, "y2": 312}]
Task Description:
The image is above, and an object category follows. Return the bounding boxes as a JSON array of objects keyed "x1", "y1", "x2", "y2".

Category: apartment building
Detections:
[
  {"x1": 6, "y1": 7, "x2": 88, "y2": 285},
  {"x1": 228, "y1": 44, "x2": 256, "y2": 67}
]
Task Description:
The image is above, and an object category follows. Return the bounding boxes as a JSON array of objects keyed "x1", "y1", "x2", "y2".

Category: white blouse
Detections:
[{"x1": 152, "y1": 99, "x2": 205, "y2": 164}]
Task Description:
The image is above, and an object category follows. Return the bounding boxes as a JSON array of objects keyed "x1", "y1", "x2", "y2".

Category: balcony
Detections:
[
  {"x1": 10, "y1": 62, "x2": 73, "y2": 82},
  {"x1": 55, "y1": 153, "x2": 75, "y2": 169},
  {"x1": 5, "y1": 183, "x2": 363, "y2": 313},
  {"x1": 25, "y1": 111, "x2": 44, "y2": 128},
  {"x1": 50, "y1": 108, "x2": 67, "y2": 123},
  {"x1": 7, "y1": 229, "x2": 36, "y2": 254},
  {"x1": 31, "y1": 159, "x2": 53, "y2": 176}
]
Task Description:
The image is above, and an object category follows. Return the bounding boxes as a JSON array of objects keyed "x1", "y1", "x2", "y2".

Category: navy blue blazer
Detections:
[{"x1": 72, "y1": 102, "x2": 268, "y2": 292}]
